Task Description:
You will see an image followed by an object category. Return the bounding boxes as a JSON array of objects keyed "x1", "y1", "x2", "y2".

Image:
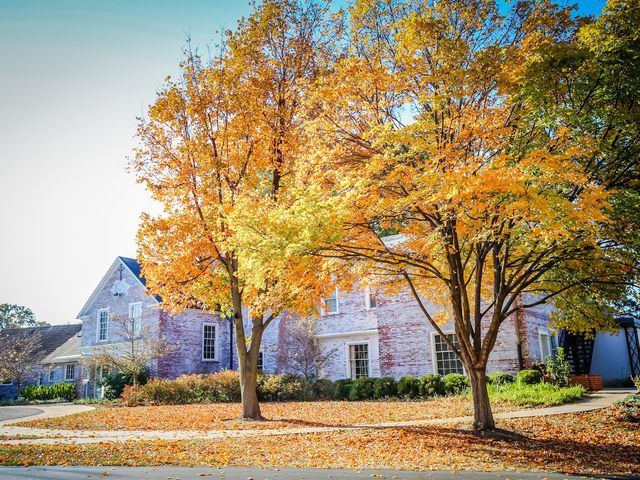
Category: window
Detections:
[
  {"x1": 0, "y1": 378, "x2": 11, "y2": 386},
  {"x1": 202, "y1": 324, "x2": 217, "y2": 361},
  {"x1": 348, "y1": 343, "x2": 369, "y2": 379},
  {"x1": 97, "y1": 308, "x2": 109, "y2": 342},
  {"x1": 65, "y1": 364, "x2": 75, "y2": 381},
  {"x1": 257, "y1": 351, "x2": 264, "y2": 371},
  {"x1": 539, "y1": 329, "x2": 558, "y2": 362},
  {"x1": 433, "y1": 333, "x2": 464, "y2": 375},
  {"x1": 49, "y1": 369, "x2": 55, "y2": 382},
  {"x1": 324, "y1": 289, "x2": 339, "y2": 315},
  {"x1": 129, "y1": 302, "x2": 143, "y2": 336},
  {"x1": 364, "y1": 289, "x2": 377, "y2": 310}
]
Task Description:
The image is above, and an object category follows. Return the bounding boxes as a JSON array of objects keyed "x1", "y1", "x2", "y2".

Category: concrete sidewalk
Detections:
[
  {"x1": 0, "y1": 466, "x2": 635, "y2": 480},
  {"x1": 0, "y1": 389, "x2": 633, "y2": 445}
]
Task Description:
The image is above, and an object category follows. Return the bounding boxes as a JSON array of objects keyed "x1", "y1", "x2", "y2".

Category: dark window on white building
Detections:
[
  {"x1": 348, "y1": 343, "x2": 369, "y2": 379},
  {"x1": 433, "y1": 333, "x2": 464, "y2": 375},
  {"x1": 202, "y1": 324, "x2": 217, "y2": 360}
]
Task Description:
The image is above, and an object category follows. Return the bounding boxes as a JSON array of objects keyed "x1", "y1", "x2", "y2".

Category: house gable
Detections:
[{"x1": 77, "y1": 257, "x2": 159, "y2": 319}]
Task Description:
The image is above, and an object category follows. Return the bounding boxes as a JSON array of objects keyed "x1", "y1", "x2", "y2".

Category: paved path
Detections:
[
  {"x1": 0, "y1": 403, "x2": 93, "y2": 427},
  {"x1": 0, "y1": 390, "x2": 633, "y2": 445},
  {"x1": 0, "y1": 466, "x2": 635, "y2": 480},
  {"x1": 0, "y1": 407, "x2": 43, "y2": 423}
]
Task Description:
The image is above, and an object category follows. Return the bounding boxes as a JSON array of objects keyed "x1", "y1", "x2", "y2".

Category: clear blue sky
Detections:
[{"x1": 0, "y1": 0, "x2": 607, "y2": 326}]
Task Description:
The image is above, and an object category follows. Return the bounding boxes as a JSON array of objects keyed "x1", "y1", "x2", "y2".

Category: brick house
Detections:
[
  {"x1": 77, "y1": 257, "x2": 231, "y2": 397},
  {"x1": 73, "y1": 255, "x2": 633, "y2": 398}
]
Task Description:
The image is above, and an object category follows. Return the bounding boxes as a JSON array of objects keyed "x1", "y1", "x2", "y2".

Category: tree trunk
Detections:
[
  {"x1": 468, "y1": 366, "x2": 495, "y2": 431},
  {"x1": 238, "y1": 350, "x2": 262, "y2": 420}
]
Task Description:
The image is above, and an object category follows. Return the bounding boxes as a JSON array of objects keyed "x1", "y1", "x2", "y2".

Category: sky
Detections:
[{"x1": 0, "y1": 0, "x2": 607, "y2": 326}]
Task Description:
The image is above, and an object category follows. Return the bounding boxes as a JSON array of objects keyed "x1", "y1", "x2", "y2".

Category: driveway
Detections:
[{"x1": 0, "y1": 406, "x2": 43, "y2": 423}]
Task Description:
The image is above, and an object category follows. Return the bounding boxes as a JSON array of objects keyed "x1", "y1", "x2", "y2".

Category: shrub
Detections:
[
  {"x1": 489, "y1": 382, "x2": 585, "y2": 407},
  {"x1": 516, "y1": 369, "x2": 542, "y2": 385},
  {"x1": 545, "y1": 347, "x2": 571, "y2": 387},
  {"x1": 98, "y1": 370, "x2": 149, "y2": 400},
  {"x1": 372, "y1": 377, "x2": 397, "y2": 399},
  {"x1": 615, "y1": 393, "x2": 640, "y2": 423},
  {"x1": 313, "y1": 378, "x2": 337, "y2": 400},
  {"x1": 419, "y1": 374, "x2": 444, "y2": 397},
  {"x1": 443, "y1": 373, "x2": 469, "y2": 395},
  {"x1": 209, "y1": 370, "x2": 241, "y2": 402},
  {"x1": 257, "y1": 373, "x2": 307, "y2": 401},
  {"x1": 334, "y1": 379, "x2": 353, "y2": 400},
  {"x1": 487, "y1": 372, "x2": 514, "y2": 386},
  {"x1": 349, "y1": 377, "x2": 377, "y2": 400},
  {"x1": 632, "y1": 375, "x2": 640, "y2": 392},
  {"x1": 397, "y1": 376, "x2": 420, "y2": 398},
  {"x1": 20, "y1": 383, "x2": 77, "y2": 402}
]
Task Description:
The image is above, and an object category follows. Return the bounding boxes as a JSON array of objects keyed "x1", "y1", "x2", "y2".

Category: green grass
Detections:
[{"x1": 486, "y1": 381, "x2": 586, "y2": 407}]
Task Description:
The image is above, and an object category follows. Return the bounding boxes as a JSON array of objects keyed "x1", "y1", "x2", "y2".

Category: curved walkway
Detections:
[{"x1": 0, "y1": 389, "x2": 633, "y2": 445}]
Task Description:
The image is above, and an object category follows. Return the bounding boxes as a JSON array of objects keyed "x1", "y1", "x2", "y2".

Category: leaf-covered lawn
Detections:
[
  {"x1": 15, "y1": 398, "x2": 517, "y2": 431},
  {"x1": 2, "y1": 408, "x2": 638, "y2": 475}
]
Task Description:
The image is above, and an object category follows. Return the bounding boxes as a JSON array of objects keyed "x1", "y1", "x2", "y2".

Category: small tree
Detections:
[
  {"x1": 276, "y1": 315, "x2": 337, "y2": 382},
  {"x1": 546, "y1": 347, "x2": 572, "y2": 387},
  {"x1": 88, "y1": 313, "x2": 172, "y2": 387},
  {"x1": 0, "y1": 329, "x2": 43, "y2": 395}
]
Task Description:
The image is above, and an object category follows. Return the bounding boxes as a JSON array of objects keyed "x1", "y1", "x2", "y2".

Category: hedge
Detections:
[
  {"x1": 120, "y1": 370, "x2": 543, "y2": 406},
  {"x1": 20, "y1": 383, "x2": 77, "y2": 401}
]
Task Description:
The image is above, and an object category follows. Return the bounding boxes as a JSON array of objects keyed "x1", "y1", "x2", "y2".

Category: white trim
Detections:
[
  {"x1": 201, "y1": 322, "x2": 219, "y2": 361},
  {"x1": 537, "y1": 326, "x2": 555, "y2": 362},
  {"x1": 316, "y1": 329, "x2": 378, "y2": 339},
  {"x1": 64, "y1": 363, "x2": 75, "y2": 381},
  {"x1": 430, "y1": 331, "x2": 465, "y2": 375},
  {"x1": 77, "y1": 257, "x2": 159, "y2": 319},
  {"x1": 364, "y1": 287, "x2": 378, "y2": 310},
  {"x1": 346, "y1": 341, "x2": 371, "y2": 379},
  {"x1": 323, "y1": 288, "x2": 339, "y2": 315},
  {"x1": 129, "y1": 302, "x2": 143, "y2": 336},
  {"x1": 97, "y1": 308, "x2": 110, "y2": 342},
  {"x1": 48, "y1": 354, "x2": 82, "y2": 362}
]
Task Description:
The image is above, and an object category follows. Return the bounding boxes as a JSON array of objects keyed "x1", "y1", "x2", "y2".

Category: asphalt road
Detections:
[
  {"x1": 0, "y1": 467, "x2": 634, "y2": 480},
  {"x1": 0, "y1": 407, "x2": 42, "y2": 423}
]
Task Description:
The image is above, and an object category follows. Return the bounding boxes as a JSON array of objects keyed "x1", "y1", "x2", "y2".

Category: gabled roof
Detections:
[
  {"x1": 42, "y1": 330, "x2": 82, "y2": 365},
  {"x1": 77, "y1": 257, "x2": 161, "y2": 318},
  {"x1": 0, "y1": 324, "x2": 81, "y2": 363}
]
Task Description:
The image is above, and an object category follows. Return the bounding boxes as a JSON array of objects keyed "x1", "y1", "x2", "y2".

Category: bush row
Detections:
[
  {"x1": 20, "y1": 383, "x2": 77, "y2": 402},
  {"x1": 121, "y1": 368, "x2": 546, "y2": 406}
]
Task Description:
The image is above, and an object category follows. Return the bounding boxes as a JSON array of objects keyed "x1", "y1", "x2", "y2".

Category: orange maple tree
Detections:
[
  {"x1": 132, "y1": 0, "x2": 338, "y2": 419},
  {"x1": 293, "y1": 0, "x2": 629, "y2": 430}
]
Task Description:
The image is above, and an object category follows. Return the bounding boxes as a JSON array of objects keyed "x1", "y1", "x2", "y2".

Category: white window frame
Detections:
[
  {"x1": 346, "y1": 341, "x2": 371, "y2": 379},
  {"x1": 538, "y1": 327, "x2": 557, "y2": 362},
  {"x1": 201, "y1": 323, "x2": 219, "y2": 361},
  {"x1": 129, "y1": 302, "x2": 143, "y2": 337},
  {"x1": 364, "y1": 287, "x2": 377, "y2": 310},
  {"x1": 431, "y1": 331, "x2": 465, "y2": 376},
  {"x1": 97, "y1": 308, "x2": 110, "y2": 342},
  {"x1": 49, "y1": 369, "x2": 55, "y2": 383},
  {"x1": 257, "y1": 351, "x2": 264, "y2": 371},
  {"x1": 324, "y1": 288, "x2": 339, "y2": 315},
  {"x1": 65, "y1": 364, "x2": 75, "y2": 381}
]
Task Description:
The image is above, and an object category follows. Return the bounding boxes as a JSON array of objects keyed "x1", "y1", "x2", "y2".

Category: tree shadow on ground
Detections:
[{"x1": 388, "y1": 424, "x2": 640, "y2": 478}]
